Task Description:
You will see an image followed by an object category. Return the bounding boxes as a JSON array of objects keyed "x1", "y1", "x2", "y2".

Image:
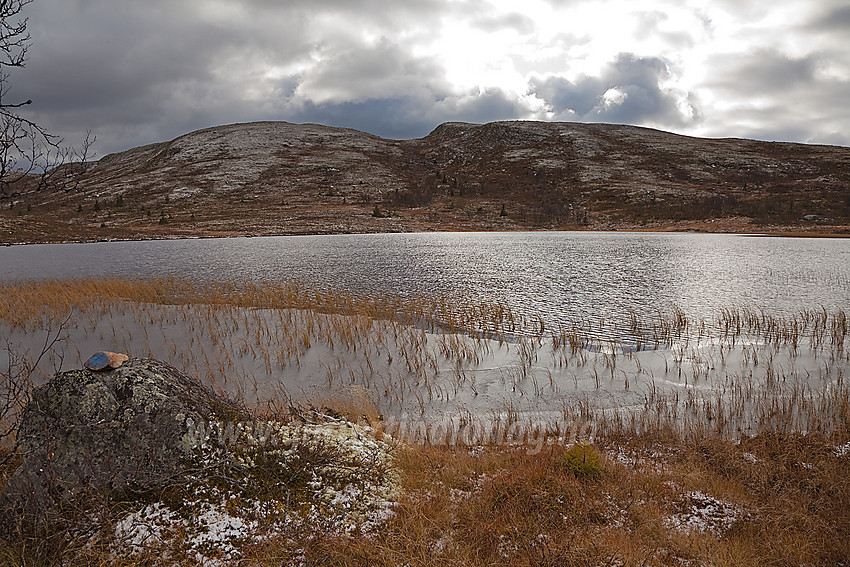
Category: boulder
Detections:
[{"x1": 0, "y1": 357, "x2": 242, "y2": 537}]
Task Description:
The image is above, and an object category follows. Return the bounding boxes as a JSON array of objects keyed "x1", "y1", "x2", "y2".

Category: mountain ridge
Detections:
[{"x1": 2, "y1": 120, "x2": 849, "y2": 243}]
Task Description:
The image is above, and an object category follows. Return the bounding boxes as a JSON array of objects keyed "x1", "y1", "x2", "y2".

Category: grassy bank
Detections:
[
  {"x1": 1, "y1": 279, "x2": 848, "y2": 565},
  {"x1": 298, "y1": 433, "x2": 850, "y2": 566},
  {"x1": 2, "y1": 423, "x2": 848, "y2": 565}
]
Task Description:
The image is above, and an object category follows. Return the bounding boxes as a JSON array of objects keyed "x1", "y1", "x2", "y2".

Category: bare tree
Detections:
[
  {"x1": 1, "y1": 313, "x2": 70, "y2": 465},
  {"x1": 0, "y1": 0, "x2": 92, "y2": 199}
]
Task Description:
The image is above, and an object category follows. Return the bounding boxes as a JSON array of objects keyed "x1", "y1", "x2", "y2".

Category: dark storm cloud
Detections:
[
  {"x1": 701, "y1": 44, "x2": 849, "y2": 146},
  {"x1": 706, "y1": 49, "x2": 819, "y2": 93},
  {"x1": 247, "y1": 0, "x2": 445, "y2": 21},
  {"x1": 429, "y1": 87, "x2": 530, "y2": 125},
  {"x1": 13, "y1": 0, "x2": 542, "y2": 153},
  {"x1": 714, "y1": 102, "x2": 849, "y2": 147},
  {"x1": 12, "y1": 0, "x2": 529, "y2": 152},
  {"x1": 529, "y1": 54, "x2": 699, "y2": 126},
  {"x1": 11, "y1": 0, "x2": 317, "y2": 151},
  {"x1": 805, "y1": 2, "x2": 850, "y2": 31},
  {"x1": 10, "y1": 0, "x2": 458, "y2": 154},
  {"x1": 294, "y1": 38, "x2": 451, "y2": 104},
  {"x1": 282, "y1": 98, "x2": 436, "y2": 139},
  {"x1": 282, "y1": 87, "x2": 525, "y2": 140},
  {"x1": 529, "y1": 75, "x2": 600, "y2": 117}
]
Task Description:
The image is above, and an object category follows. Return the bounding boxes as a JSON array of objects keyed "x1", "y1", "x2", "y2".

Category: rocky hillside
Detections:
[{"x1": 2, "y1": 120, "x2": 849, "y2": 243}]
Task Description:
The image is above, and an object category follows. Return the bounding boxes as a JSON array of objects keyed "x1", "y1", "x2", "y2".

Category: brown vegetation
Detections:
[
  {"x1": 2, "y1": 413, "x2": 848, "y2": 565},
  {"x1": 1, "y1": 120, "x2": 848, "y2": 244},
  {"x1": 295, "y1": 430, "x2": 850, "y2": 566},
  {"x1": 0, "y1": 278, "x2": 848, "y2": 565}
]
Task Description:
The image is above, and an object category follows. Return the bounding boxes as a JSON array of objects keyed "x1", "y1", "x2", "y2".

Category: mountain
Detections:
[{"x1": 2, "y1": 120, "x2": 849, "y2": 243}]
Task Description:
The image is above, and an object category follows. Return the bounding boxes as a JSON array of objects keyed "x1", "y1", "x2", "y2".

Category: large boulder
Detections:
[{"x1": 0, "y1": 357, "x2": 242, "y2": 537}]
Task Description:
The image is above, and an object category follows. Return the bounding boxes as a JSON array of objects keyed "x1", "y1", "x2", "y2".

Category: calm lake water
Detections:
[{"x1": 2, "y1": 232, "x2": 849, "y2": 329}]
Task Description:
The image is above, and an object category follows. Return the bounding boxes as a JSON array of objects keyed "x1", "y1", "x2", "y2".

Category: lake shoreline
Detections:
[
  {"x1": 2, "y1": 278, "x2": 848, "y2": 434},
  {"x1": 4, "y1": 223, "x2": 850, "y2": 247},
  {"x1": 3, "y1": 231, "x2": 849, "y2": 326},
  {"x1": 2, "y1": 277, "x2": 849, "y2": 565}
]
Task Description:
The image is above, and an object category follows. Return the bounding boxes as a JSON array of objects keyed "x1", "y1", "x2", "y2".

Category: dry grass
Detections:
[
  {"x1": 275, "y1": 429, "x2": 850, "y2": 566},
  {"x1": 1, "y1": 278, "x2": 849, "y2": 565},
  {"x1": 0, "y1": 278, "x2": 544, "y2": 426},
  {"x1": 6, "y1": 429, "x2": 846, "y2": 566}
]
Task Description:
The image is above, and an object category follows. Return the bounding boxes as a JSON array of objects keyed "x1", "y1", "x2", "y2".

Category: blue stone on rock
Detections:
[
  {"x1": 85, "y1": 352, "x2": 111, "y2": 371},
  {"x1": 84, "y1": 351, "x2": 129, "y2": 371}
]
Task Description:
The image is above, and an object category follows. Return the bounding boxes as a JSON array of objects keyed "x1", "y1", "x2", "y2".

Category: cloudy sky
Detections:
[{"x1": 9, "y1": 0, "x2": 850, "y2": 157}]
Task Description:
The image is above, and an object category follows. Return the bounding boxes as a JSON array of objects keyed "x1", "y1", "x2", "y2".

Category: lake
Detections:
[
  {"x1": 2, "y1": 231, "x2": 849, "y2": 431},
  {"x1": 2, "y1": 231, "x2": 848, "y2": 330}
]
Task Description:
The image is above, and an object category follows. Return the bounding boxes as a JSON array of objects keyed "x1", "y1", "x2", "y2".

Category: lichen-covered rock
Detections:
[
  {"x1": 110, "y1": 419, "x2": 399, "y2": 564},
  {"x1": 0, "y1": 357, "x2": 242, "y2": 537}
]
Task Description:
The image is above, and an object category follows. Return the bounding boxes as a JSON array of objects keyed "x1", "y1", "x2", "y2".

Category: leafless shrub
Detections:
[{"x1": 0, "y1": 313, "x2": 69, "y2": 464}]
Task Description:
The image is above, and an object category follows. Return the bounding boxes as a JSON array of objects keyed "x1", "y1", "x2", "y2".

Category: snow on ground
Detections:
[
  {"x1": 665, "y1": 490, "x2": 743, "y2": 537},
  {"x1": 611, "y1": 445, "x2": 676, "y2": 472},
  {"x1": 115, "y1": 501, "x2": 257, "y2": 566},
  {"x1": 109, "y1": 419, "x2": 398, "y2": 565}
]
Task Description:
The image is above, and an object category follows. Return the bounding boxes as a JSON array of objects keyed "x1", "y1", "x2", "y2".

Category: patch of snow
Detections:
[
  {"x1": 665, "y1": 491, "x2": 742, "y2": 537},
  {"x1": 108, "y1": 418, "x2": 399, "y2": 563},
  {"x1": 497, "y1": 534, "x2": 519, "y2": 559},
  {"x1": 114, "y1": 499, "x2": 260, "y2": 566},
  {"x1": 114, "y1": 503, "x2": 180, "y2": 550},
  {"x1": 429, "y1": 534, "x2": 451, "y2": 554},
  {"x1": 611, "y1": 447, "x2": 669, "y2": 472},
  {"x1": 188, "y1": 502, "x2": 258, "y2": 564},
  {"x1": 601, "y1": 491, "x2": 629, "y2": 529}
]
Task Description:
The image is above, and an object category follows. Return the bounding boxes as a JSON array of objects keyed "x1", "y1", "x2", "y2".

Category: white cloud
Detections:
[{"x1": 602, "y1": 87, "x2": 628, "y2": 108}]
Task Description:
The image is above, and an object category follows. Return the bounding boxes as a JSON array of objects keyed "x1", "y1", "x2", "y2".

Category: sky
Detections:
[{"x1": 8, "y1": 0, "x2": 850, "y2": 157}]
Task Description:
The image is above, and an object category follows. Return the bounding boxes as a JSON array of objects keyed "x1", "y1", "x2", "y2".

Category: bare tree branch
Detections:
[
  {"x1": 0, "y1": 312, "x2": 71, "y2": 466},
  {"x1": 0, "y1": 0, "x2": 94, "y2": 199}
]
